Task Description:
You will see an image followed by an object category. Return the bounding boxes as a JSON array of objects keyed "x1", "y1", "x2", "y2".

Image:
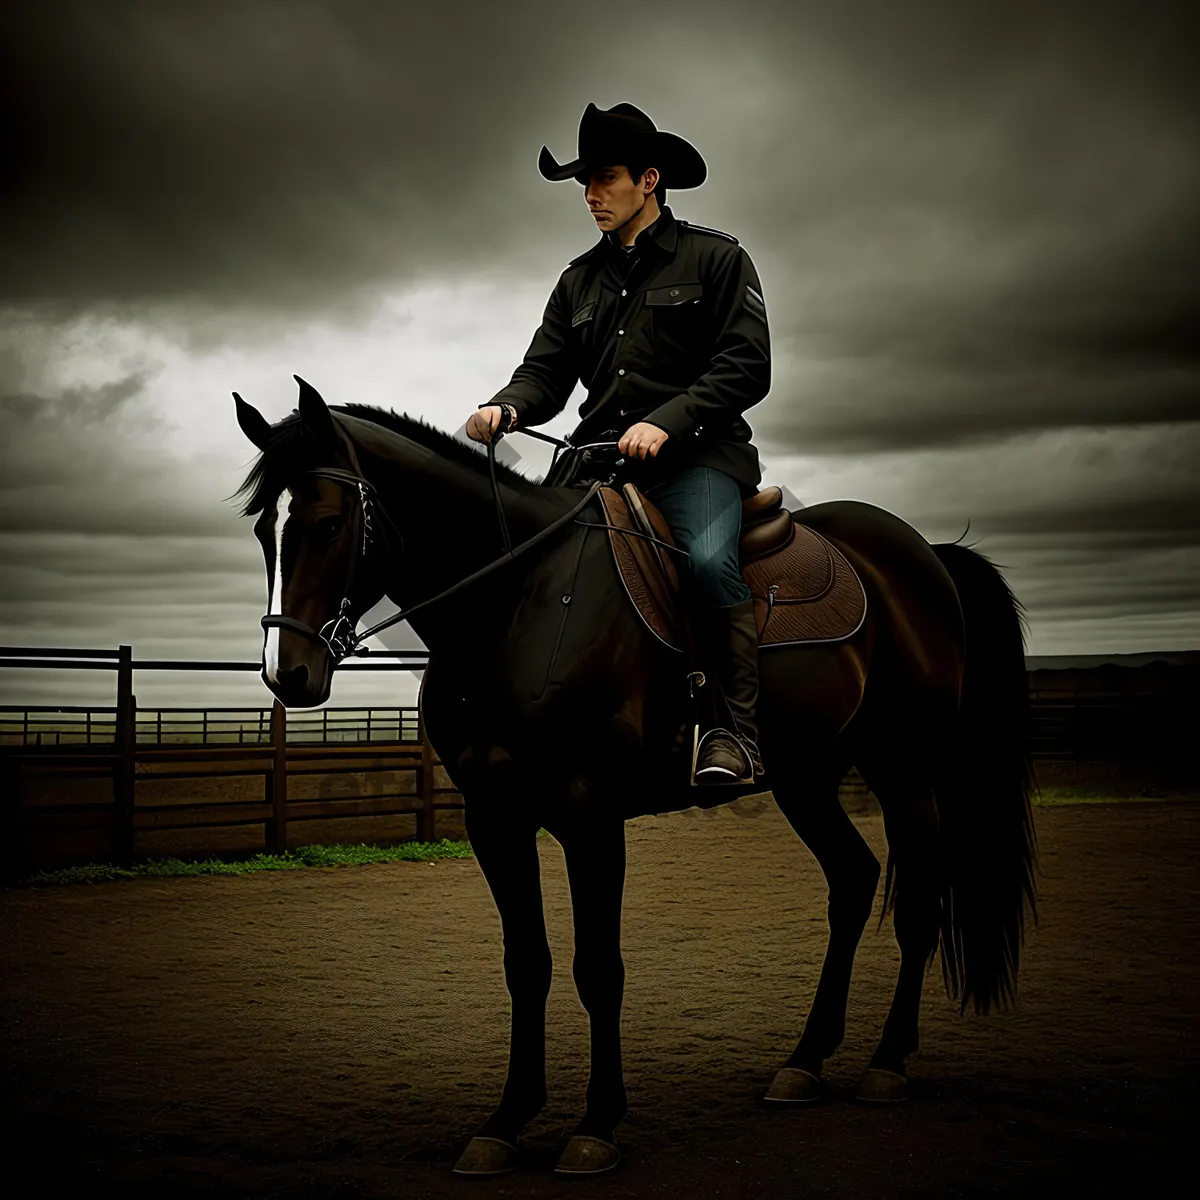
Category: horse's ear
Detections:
[
  {"x1": 233, "y1": 392, "x2": 273, "y2": 450},
  {"x1": 294, "y1": 375, "x2": 337, "y2": 444}
]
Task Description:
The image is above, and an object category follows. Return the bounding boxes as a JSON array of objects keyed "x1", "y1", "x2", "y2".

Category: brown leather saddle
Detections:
[{"x1": 597, "y1": 483, "x2": 866, "y2": 650}]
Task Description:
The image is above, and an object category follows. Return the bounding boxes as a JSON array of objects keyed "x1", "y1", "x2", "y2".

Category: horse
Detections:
[{"x1": 232, "y1": 376, "x2": 1037, "y2": 1179}]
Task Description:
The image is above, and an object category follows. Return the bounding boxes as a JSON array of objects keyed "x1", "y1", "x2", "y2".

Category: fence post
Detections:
[
  {"x1": 1, "y1": 754, "x2": 26, "y2": 882},
  {"x1": 266, "y1": 700, "x2": 288, "y2": 854},
  {"x1": 416, "y1": 708, "x2": 436, "y2": 843},
  {"x1": 113, "y1": 644, "x2": 136, "y2": 867}
]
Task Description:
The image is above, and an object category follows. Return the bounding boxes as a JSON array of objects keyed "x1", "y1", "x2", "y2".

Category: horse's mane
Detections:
[{"x1": 233, "y1": 403, "x2": 540, "y2": 517}]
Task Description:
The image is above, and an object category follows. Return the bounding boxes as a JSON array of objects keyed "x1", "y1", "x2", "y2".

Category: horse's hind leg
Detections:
[
  {"x1": 855, "y1": 758, "x2": 943, "y2": 1103},
  {"x1": 764, "y1": 760, "x2": 881, "y2": 1103}
]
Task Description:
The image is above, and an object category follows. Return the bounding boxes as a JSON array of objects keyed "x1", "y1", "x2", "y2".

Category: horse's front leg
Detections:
[
  {"x1": 452, "y1": 791, "x2": 552, "y2": 1177},
  {"x1": 545, "y1": 778, "x2": 628, "y2": 1176}
]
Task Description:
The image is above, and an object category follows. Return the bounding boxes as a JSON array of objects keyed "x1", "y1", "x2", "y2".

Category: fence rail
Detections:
[
  {"x1": 6, "y1": 695, "x2": 1184, "y2": 760},
  {"x1": 1, "y1": 706, "x2": 421, "y2": 748}
]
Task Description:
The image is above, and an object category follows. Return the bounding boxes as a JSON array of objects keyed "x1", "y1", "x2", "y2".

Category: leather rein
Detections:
[{"x1": 258, "y1": 416, "x2": 686, "y2": 664}]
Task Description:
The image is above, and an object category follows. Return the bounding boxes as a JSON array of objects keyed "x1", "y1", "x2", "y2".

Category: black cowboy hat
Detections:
[{"x1": 538, "y1": 102, "x2": 707, "y2": 190}]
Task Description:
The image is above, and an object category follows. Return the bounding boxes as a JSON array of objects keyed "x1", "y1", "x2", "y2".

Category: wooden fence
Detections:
[
  {"x1": 2, "y1": 646, "x2": 1194, "y2": 876},
  {"x1": 0, "y1": 701, "x2": 463, "y2": 877},
  {"x1": 0, "y1": 645, "x2": 456, "y2": 876}
]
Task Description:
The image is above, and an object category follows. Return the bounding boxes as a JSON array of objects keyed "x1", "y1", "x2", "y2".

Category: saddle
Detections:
[{"x1": 597, "y1": 483, "x2": 866, "y2": 650}]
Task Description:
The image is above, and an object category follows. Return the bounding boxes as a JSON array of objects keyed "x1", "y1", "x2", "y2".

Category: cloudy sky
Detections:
[{"x1": 3, "y1": 0, "x2": 1197, "y2": 710}]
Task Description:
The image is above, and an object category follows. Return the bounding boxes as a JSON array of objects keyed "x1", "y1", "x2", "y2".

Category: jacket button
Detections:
[
  {"x1": 618, "y1": 329, "x2": 624, "y2": 335},
  {"x1": 621, "y1": 289, "x2": 627, "y2": 297},
  {"x1": 618, "y1": 369, "x2": 626, "y2": 376},
  {"x1": 670, "y1": 288, "x2": 679, "y2": 297}
]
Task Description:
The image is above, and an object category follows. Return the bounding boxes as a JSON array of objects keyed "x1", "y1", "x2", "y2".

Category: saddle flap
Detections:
[
  {"x1": 598, "y1": 487, "x2": 683, "y2": 651},
  {"x1": 744, "y1": 524, "x2": 833, "y2": 601},
  {"x1": 742, "y1": 523, "x2": 867, "y2": 646},
  {"x1": 621, "y1": 482, "x2": 680, "y2": 592}
]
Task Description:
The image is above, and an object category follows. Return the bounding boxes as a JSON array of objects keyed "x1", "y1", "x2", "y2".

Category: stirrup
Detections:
[{"x1": 739, "y1": 731, "x2": 765, "y2": 778}]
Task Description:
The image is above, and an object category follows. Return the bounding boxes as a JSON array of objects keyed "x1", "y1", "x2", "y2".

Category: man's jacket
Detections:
[{"x1": 480, "y1": 203, "x2": 770, "y2": 497}]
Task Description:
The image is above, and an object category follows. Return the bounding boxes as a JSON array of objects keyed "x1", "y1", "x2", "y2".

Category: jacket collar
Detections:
[{"x1": 570, "y1": 203, "x2": 679, "y2": 266}]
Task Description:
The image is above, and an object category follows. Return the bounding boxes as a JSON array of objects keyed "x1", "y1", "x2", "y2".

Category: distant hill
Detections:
[{"x1": 1026, "y1": 651, "x2": 1200, "y2": 671}]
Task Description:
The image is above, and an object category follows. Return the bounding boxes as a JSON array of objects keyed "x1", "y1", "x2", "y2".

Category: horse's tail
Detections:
[{"x1": 931, "y1": 542, "x2": 1039, "y2": 1015}]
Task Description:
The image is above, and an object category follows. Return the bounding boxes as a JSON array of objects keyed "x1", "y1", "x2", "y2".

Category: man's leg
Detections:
[{"x1": 644, "y1": 467, "x2": 763, "y2": 784}]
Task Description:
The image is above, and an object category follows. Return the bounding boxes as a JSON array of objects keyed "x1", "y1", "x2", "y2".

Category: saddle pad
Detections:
[
  {"x1": 743, "y1": 525, "x2": 867, "y2": 646},
  {"x1": 598, "y1": 487, "x2": 867, "y2": 651}
]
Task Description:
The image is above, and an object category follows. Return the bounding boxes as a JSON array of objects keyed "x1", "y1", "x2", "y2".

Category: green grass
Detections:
[
  {"x1": 1033, "y1": 785, "x2": 1193, "y2": 807},
  {"x1": 24, "y1": 838, "x2": 475, "y2": 887},
  {"x1": 19, "y1": 796, "x2": 1197, "y2": 887}
]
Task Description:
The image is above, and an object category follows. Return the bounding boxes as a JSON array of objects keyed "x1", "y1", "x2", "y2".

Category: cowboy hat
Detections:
[{"x1": 538, "y1": 102, "x2": 707, "y2": 189}]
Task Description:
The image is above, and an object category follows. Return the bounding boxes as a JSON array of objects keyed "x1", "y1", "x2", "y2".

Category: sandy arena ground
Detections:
[{"x1": 3, "y1": 799, "x2": 1197, "y2": 1198}]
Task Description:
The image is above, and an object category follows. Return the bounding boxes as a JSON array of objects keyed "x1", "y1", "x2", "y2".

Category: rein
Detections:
[
  {"x1": 261, "y1": 416, "x2": 691, "y2": 662},
  {"x1": 262, "y1": 419, "x2": 602, "y2": 661}
]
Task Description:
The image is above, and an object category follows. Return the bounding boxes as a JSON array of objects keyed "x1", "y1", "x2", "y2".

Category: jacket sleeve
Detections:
[
  {"x1": 478, "y1": 274, "x2": 580, "y2": 428},
  {"x1": 641, "y1": 246, "x2": 771, "y2": 440}
]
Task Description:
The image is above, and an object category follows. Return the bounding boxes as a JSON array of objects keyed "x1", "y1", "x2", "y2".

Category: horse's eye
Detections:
[{"x1": 314, "y1": 516, "x2": 344, "y2": 541}]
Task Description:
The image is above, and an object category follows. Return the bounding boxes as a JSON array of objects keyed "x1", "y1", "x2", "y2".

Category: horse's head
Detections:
[{"x1": 234, "y1": 377, "x2": 392, "y2": 708}]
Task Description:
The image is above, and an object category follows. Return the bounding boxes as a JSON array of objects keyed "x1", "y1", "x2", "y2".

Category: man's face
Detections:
[{"x1": 583, "y1": 164, "x2": 657, "y2": 233}]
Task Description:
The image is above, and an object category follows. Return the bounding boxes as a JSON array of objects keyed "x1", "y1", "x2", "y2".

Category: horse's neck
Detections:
[{"x1": 355, "y1": 426, "x2": 570, "y2": 654}]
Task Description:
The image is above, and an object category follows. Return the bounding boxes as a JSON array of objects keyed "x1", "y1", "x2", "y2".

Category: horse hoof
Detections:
[
  {"x1": 452, "y1": 1135, "x2": 520, "y2": 1176},
  {"x1": 762, "y1": 1066, "x2": 824, "y2": 1104},
  {"x1": 554, "y1": 1134, "x2": 622, "y2": 1176},
  {"x1": 854, "y1": 1068, "x2": 909, "y2": 1104}
]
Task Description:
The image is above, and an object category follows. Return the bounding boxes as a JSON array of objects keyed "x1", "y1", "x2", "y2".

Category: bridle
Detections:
[
  {"x1": 259, "y1": 462, "x2": 408, "y2": 660},
  {"x1": 260, "y1": 416, "x2": 632, "y2": 662}
]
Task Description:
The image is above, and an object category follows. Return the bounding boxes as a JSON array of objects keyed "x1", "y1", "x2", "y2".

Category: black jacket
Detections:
[{"x1": 480, "y1": 204, "x2": 770, "y2": 497}]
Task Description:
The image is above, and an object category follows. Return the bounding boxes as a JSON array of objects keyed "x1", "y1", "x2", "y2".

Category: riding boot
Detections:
[{"x1": 693, "y1": 597, "x2": 765, "y2": 785}]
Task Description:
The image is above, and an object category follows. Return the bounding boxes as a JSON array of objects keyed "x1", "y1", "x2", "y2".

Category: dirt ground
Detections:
[{"x1": 3, "y1": 799, "x2": 1197, "y2": 1198}]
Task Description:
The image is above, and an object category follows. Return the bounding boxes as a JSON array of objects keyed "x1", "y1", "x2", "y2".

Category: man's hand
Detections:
[
  {"x1": 466, "y1": 405, "x2": 516, "y2": 444},
  {"x1": 618, "y1": 422, "x2": 670, "y2": 461}
]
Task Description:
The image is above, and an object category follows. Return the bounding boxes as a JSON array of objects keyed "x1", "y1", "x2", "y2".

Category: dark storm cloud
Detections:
[
  {"x1": 0, "y1": 371, "x2": 155, "y2": 428},
  {"x1": 3, "y1": 1, "x2": 1194, "y2": 311},
  {"x1": 0, "y1": 371, "x2": 235, "y2": 534},
  {"x1": 1, "y1": 0, "x2": 1197, "y2": 666},
  {"x1": 1, "y1": 0, "x2": 591, "y2": 310},
  {"x1": 5, "y1": 0, "x2": 1196, "y2": 447},
  {"x1": 756, "y1": 365, "x2": 1199, "y2": 454},
  {"x1": 0, "y1": 367, "x2": 275, "y2": 699}
]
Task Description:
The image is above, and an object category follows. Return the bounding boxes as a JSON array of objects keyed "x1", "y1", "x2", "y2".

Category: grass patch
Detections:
[
  {"x1": 23, "y1": 838, "x2": 475, "y2": 887},
  {"x1": 1033, "y1": 786, "x2": 1194, "y2": 807}
]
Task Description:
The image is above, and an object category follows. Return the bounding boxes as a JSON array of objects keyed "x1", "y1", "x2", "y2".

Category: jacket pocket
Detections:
[
  {"x1": 643, "y1": 282, "x2": 703, "y2": 307},
  {"x1": 571, "y1": 300, "x2": 596, "y2": 327},
  {"x1": 644, "y1": 281, "x2": 704, "y2": 357}
]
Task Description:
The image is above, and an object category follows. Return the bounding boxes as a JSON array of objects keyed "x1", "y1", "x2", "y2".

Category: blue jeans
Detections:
[{"x1": 644, "y1": 467, "x2": 752, "y2": 608}]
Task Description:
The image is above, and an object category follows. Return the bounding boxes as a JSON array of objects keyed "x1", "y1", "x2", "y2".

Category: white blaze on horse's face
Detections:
[{"x1": 263, "y1": 487, "x2": 292, "y2": 685}]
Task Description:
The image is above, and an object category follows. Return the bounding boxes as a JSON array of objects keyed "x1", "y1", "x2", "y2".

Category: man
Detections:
[{"x1": 465, "y1": 101, "x2": 770, "y2": 785}]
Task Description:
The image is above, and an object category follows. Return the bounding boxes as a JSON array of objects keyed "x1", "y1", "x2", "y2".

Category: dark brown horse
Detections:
[{"x1": 233, "y1": 378, "x2": 1037, "y2": 1179}]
